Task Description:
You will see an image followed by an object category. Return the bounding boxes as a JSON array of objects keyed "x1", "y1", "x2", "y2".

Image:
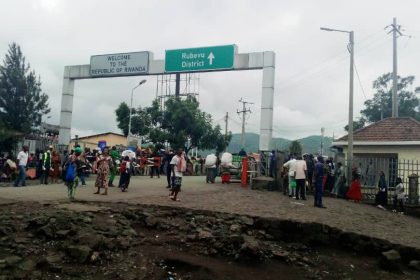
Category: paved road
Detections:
[{"x1": 1, "y1": 175, "x2": 420, "y2": 250}]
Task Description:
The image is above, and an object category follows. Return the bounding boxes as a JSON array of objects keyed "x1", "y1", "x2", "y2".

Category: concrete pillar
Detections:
[
  {"x1": 58, "y1": 66, "x2": 75, "y2": 146},
  {"x1": 408, "y1": 174, "x2": 419, "y2": 205},
  {"x1": 259, "y1": 51, "x2": 275, "y2": 151}
]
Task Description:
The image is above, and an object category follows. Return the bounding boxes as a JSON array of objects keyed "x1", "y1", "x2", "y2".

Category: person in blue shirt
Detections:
[
  {"x1": 314, "y1": 156, "x2": 326, "y2": 208},
  {"x1": 269, "y1": 150, "x2": 276, "y2": 178}
]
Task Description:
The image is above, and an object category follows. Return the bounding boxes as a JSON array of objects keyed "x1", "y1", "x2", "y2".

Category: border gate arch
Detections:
[{"x1": 58, "y1": 46, "x2": 275, "y2": 151}]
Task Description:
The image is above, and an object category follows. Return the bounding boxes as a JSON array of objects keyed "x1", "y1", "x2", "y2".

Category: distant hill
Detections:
[{"x1": 227, "y1": 133, "x2": 333, "y2": 155}]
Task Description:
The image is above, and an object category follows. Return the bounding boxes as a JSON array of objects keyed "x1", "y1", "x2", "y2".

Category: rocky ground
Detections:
[{"x1": 1, "y1": 200, "x2": 420, "y2": 280}]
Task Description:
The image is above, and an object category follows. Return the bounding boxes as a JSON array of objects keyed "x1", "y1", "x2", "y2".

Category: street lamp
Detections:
[
  {"x1": 128, "y1": 79, "x2": 147, "y2": 138},
  {"x1": 321, "y1": 27, "x2": 354, "y2": 186}
]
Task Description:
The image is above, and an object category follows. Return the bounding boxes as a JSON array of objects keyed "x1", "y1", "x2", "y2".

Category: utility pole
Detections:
[
  {"x1": 386, "y1": 17, "x2": 403, "y2": 118},
  {"x1": 320, "y1": 26, "x2": 354, "y2": 186},
  {"x1": 348, "y1": 30, "x2": 354, "y2": 187},
  {"x1": 237, "y1": 98, "x2": 253, "y2": 148},
  {"x1": 320, "y1": 127, "x2": 325, "y2": 155},
  {"x1": 175, "y1": 73, "x2": 180, "y2": 98},
  {"x1": 224, "y1": 112, "x2": 229, "y2": 152}
]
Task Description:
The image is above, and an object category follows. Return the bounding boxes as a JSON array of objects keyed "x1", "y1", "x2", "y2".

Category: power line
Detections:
[
  {"x1": 279, "y1": 29, "x2": 388, "y2": 90},
  {"x1": 237, "y1": 98, "x2": 253, "y2": 147},
  {"x1": 353, "y1": 62, "x2": 367, "y2": 100}
]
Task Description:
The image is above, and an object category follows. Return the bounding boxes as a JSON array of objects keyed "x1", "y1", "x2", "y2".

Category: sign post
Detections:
[
  {"x1": 165, "y1": 45, "x2": 236, "y2": 72},
  {"x1": 90, "y1": 51, "x2": 150, "y2": 77}
]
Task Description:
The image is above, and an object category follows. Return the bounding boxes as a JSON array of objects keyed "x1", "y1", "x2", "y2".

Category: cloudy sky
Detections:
[{"x1": 1, "y1": 0, "x2": 419, "y2": 140}]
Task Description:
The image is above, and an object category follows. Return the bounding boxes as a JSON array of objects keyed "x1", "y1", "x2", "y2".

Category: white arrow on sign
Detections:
[{"x1": 207, "y1": 52, "x2": 215, "y2": 65}]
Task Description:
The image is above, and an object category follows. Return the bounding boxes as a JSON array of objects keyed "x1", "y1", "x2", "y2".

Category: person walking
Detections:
[
  {"x1": 269, "y1": 150, "x2": 277, "y2": 178},
  {"x1": 64, "y1": 150, "x2": 81, "y2": 201},
  {"x1": 314, "y1": 156, "x2": 326, "y2": 208},
  {"x1": 150, "y1": 150, "x2": 161, "y2": 178},
  {"x1": 40, "y1": 146, "x2": 53, "y2": 185},
  {"x1": 325, "y1": 157, "x2": 335, "y2": 193},
  {"x1": 283, "y1": 155, "x2": 297, "y2": 197},
  {"x1": 305, "y1": 154, "x2": 315, "y2": 191},
  {"x1": 294, "y1": 156, "x2": 307, "y2": 200},
  {"x1": 331, "y1": 162, "x2": 345, "y2": 197},
  {"x1": 392, "y1": 177, "x2": 405, "y2": 214},
  {"x1": 205, "y1": 153, "x2": 217, "y2": 183},
  {"x1": 169, "y1": 149, "x2": 186, "y2": 201},
  {"x1": 108, "y1": 146, "x2": 120, "y2": 187},
  {"x1": 14, "y1": 145, "x2": 29, "y2": 187},
  {"x1": 50, "y1": 150, "x2": 61, "y2": 184},
  {"x1": 346, "y1": 169, "x2": 362, "y2": 202},
  {"x1": 94, "y1": 147, "x2": 113, "y2": 195},
  {"x1": 118, "y1": 156, "x2": 131, "y2": 192},
  {"x1": 74, "y1": 146, "x2": 87, "y2": 185},
  {"x1": 164, "y1": 150, "x2": 175, "y2": 188},
  {"x1": 375, "y1": 171, "x2": 388, "y2": 209}
]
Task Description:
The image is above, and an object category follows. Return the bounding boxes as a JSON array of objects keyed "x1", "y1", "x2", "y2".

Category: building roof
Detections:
[
  {"x1": 335, "y1": 117, "x2": 420, "y2": 143},
  {"x1": 71, "y1": 132, "x2": 125, "y2": 141}
]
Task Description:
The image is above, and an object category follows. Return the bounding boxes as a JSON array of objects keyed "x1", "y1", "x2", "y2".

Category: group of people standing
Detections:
[
  {"x1": 65, "y1": 146, "x2": 187, "y2": 202},
  {"x1": 12, "y1": 145, "x2": 63, "y2": 187},
  {"x1": 283, "y1": 154, "x2": 329, "y2": 208},
  {"x1": 282, "y1": 153, "x2": 405, "y2": 213}
]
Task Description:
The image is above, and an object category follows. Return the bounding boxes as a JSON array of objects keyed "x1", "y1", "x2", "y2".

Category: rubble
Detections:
[{"x1": 0, "y1": 201, "x2": 419, "y2": 279}]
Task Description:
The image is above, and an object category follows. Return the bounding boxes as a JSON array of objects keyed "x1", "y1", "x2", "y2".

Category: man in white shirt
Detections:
[
  {"x1": 294, "y1": 156, "x2": 308, "y2": 200},
  {"x1": 169, "y1": 149, "x2": 186, "y2": 201},
  {"x1": 283, "y1": 155, "x2": 297, "y2": 197},
  {"x1": 14, "y1": 145, "x2": 29, "y2": 187}
]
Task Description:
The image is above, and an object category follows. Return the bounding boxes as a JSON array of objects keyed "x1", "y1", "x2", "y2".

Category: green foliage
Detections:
[
  {"x1": 115, "y1": 102, "x2": 151, "y2": 136},
  {"x1": 289, "y1": 140, "x2": 302, "y2": 156},
  {"x1": 361, "y1": 73, "x2": 419, "y2": 123},
  {"x1": 0, "y1": 43, "x2": 50, "y2": 151},
  {"x1": 344, "y1": 117, "x2": 366, "y2": 132},
  {"x1": 115, "y1": 102, "x2": 130, "y2": 136},
  {"x1": 115, "y1": 97, "x2": 230, "y2": 154},
  {"x1": 0, "y1": 119, "x2": 19, "y2": 152}
]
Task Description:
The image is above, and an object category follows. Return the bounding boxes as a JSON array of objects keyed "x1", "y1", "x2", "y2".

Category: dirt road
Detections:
[{"x1": 1, "y1": 175, "x2": 420, "y2": 250}]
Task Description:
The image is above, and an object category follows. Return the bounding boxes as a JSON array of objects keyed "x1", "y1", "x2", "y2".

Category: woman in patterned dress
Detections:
[
  {"x1": 94, "y1": 147, "x2": 113, "y2": 195},
  {"x1": 50, "y1": 150, "x2": 61, "y2": 184}
]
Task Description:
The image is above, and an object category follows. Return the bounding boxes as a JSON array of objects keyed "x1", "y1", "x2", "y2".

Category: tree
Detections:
[
  {"x1": 361, "y1": 73, "x2": 419, "y2": 123},
  {"x1": 0, "y1": 43, "x2": 50, "y2": 141},
  {"x1": 115, "y1": 102, "x2": 130, "y2": 136},
  {"x1": 115, "y1": 102, "x2": 152, "y2": 137},
  {"x1": 0, "y1": 119, "x2": 20, "y2": 152},
  {"x1": 157, "y1": 97, "x2": 229, "y2": 154},
  {"x1": 115, "y1": 97, "x2": 230, "y2": 154},
  {"x1": 344, "y1": 117, "x2": 366, "y2": 132},
  {"x1": 289, "y1": 140, "x2": 302, "y2": 156}
]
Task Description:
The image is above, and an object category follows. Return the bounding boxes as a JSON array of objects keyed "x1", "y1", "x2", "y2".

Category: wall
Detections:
[
  {"x1": 341, "y1": 145, "x2": 420, "y2": 161},
  {"x1": 70, "y1": 134, "x2": 127, "y2": 150}
]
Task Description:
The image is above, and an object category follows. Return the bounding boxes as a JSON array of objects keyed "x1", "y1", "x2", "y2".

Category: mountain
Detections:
[{"x1": 227, "y1": 133, "x2": 333, "y2": 155}]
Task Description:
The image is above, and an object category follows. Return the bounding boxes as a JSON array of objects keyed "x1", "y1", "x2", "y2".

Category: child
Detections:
[
  {"x1": 118, "y1": 156, "x2": 131, "y2": 192},
  {"x1": 393, "y1": 177, "x2": 405, "y2": 214}
]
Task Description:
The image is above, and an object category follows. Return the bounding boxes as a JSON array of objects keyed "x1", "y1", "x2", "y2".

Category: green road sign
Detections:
[{"x1": 165, "y1": 45, "x2": 236, "y2": 72}]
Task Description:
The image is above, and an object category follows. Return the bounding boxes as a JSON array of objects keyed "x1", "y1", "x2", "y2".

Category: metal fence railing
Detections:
[{"x1": 342, "y1": 156, "x2": 420, "y2": 203}]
